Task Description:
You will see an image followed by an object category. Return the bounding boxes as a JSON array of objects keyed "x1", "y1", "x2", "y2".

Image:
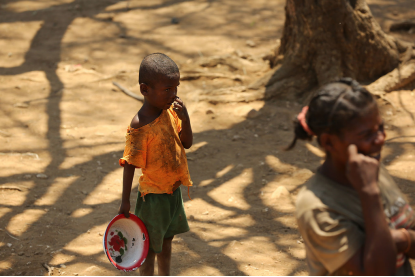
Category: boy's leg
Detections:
[
  {"x1": 140, "y1": 249, "x2": 156, "y2": 276},
  {"x1": 156, "y1": 236, "x2": 174, "y2": 276}
]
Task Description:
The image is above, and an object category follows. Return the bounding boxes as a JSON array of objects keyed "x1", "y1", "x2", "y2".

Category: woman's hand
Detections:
[
  {"x1": 391, "y1": 229, "x2": 410, "y2": 253},
  {"x1": 346, "y1": 144, "x2": 380, "y2": 195},
  {"x1": 391, "y1": 228, "x2": 415, "y2": 259},
  {"x1": 339, "y1": 144, "x2": 397, "y2": 275}
]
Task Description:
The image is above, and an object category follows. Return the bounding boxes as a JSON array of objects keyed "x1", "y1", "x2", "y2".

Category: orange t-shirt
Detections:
[{"x1": 119, "y1": 107, "x2": 192, "y2": 197}]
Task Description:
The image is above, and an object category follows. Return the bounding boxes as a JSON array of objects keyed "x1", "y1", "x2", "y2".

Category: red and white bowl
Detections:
[{"x1": 103, "y1": 213, "x2": 149, "y2": 271}]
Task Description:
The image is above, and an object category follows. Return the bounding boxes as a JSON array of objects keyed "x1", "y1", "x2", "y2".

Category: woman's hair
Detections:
[{"x1": 286, "y1": 78, "x2": 376, "y2": 150}]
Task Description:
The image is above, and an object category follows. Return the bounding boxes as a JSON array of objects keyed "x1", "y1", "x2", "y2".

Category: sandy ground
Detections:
[{"x1": 0, "y1": 0, "x2": 415, "y2": 275}]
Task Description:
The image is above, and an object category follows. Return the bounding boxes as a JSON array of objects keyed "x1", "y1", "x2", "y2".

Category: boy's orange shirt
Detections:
[{"x1": 119, "y1": 107, "x2": 192, "y2": 197}]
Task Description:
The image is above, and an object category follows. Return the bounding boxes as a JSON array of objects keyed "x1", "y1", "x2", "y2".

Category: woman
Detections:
[{"x1": 289, "y1": 78, "x2": 415, "y2": 275}]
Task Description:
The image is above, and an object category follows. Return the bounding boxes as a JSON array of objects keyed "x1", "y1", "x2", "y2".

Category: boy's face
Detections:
[
  {"x1": 141, "y1": 73, "x2": 180, "y2": 110},
  {"x1": 322, "y1": 104, "x2": 386, "y2": 168}
]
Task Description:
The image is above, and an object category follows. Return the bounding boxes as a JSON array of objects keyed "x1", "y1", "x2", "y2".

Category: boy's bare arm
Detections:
[
  {"x1": 173, "y1": 97, "x2": 193, "y2": 149},
  {"x1": 180, "y1": 116, "x2": 193, "y2": 149},
  {"x1": 118, "y1": 163, "x2": 136, "y2": 218}
]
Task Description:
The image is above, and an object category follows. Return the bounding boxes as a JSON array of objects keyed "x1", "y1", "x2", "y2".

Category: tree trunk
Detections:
[
  {"x1": 264, "y1": 0, "x2": 403, "y2": 99},
  {"x1": 191, "y1": 0, "x2": 414, "y2": 104}
]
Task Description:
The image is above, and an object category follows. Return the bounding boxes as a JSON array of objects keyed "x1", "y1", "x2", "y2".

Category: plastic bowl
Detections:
[{"x1": 103, "y1": 213, "x2": 149, "y2": 271}]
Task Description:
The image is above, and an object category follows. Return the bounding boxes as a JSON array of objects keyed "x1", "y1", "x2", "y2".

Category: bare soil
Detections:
[{"x1": 0, "y1": 0, "x2": 415, "y2": 276}]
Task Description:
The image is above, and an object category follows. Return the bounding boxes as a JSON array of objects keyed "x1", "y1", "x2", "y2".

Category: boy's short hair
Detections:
[{"x1": 139, "y1": 53, "x2": 179, "y2": 86}]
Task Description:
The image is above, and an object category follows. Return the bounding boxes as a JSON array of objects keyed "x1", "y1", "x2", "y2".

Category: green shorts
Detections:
[{"x1": 134, "y1": 187, "x2": 189, "y2": 253}]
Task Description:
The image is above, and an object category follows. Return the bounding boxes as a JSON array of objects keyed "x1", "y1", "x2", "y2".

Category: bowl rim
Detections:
[{"x1": 103, "y1": 213, "x2": 149, "y2": 271}]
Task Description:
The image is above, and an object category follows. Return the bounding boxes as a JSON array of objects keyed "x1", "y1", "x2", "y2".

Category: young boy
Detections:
[{"x1": 118, "y1": 53, "x2": 193, "y2": 276}]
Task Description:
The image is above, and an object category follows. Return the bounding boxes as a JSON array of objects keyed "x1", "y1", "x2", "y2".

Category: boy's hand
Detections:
[
  {"x1": 346, "y1": 144, "x2": 380, "y2": 195},
  {"x1": 173, "y1": 97, "x2": 190, "y2": 122},
  {"x1": 118, "y1": 200, "x2": 130, "y2": 218}
]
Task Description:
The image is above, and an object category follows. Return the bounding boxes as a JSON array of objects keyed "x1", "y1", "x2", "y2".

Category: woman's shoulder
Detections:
[
  {"x1": 295, "y1": 175, "x2": 329, "y2": 216},
  {"x1": 296, "y1": 173, "x2": 360, "y2": 218}
]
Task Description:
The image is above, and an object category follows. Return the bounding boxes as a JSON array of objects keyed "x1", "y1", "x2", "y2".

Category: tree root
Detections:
[
  {"x1": 247, "y1": 66, "x2": 281, "y2": 90},
  {"x1": 0, "y1": 152, "x2": 39, "y2": 159},
  {"x1": 0, "y1": 228, "x2": 20, "y2": 240},
  {"x1": 401, "y1": 46, "x2": 415, "y2": 64},
  {"x1": 390, "y1": 21, "x2": 415, "y2": 32},
  {"x1": 42, "y1": 263, "x2": 54, "y2": 276},
  {"x1": 366, "y1": 59, "x2": 415, "y2": 95},
  {"x1": 0, "y1": 185, "x2": 25, "y2": 191},
  {"x1": 112, "y1": 82, "x2": 144, "y2": 102}
]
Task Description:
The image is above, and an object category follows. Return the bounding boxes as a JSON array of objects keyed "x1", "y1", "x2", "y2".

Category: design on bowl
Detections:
[{"x1": 108, "y1": 230, "x2": 134, "y2": 263}]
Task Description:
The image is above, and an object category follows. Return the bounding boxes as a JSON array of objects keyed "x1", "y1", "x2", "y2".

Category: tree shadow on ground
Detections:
[
  {"x1": 0, "y1": 0, "x2": 295, "y2": 275},
  {"x1": 0, "y1": 1, "x2": 310, "y2": 275},
  {"x1": 0, "y1": 0, "x2": 414, "y2": 276}
]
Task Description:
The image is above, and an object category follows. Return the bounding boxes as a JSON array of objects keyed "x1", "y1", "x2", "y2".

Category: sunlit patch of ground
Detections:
[{"x1": 0, "y1": 0, "x2": 414, "y2": 275}]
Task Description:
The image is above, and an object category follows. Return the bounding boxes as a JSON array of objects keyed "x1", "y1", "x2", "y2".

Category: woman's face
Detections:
[{"x1": 325, "y1": 104, "x2": 386, "y2": 168}]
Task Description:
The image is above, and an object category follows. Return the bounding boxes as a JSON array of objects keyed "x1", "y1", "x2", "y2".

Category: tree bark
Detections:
[
  {"x1": 265, "y1": 0, "x2": 402, "y2": 99},
  {"x1": 190, "y1": 0, "x2": 414, "y2": 104}
]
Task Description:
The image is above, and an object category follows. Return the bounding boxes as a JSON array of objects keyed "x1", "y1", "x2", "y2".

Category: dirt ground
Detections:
[{"x1": 1, "y1": 0, "x2": 415, "y2": 276}]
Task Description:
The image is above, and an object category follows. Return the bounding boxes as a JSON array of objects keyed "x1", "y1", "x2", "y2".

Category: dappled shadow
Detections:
[
  {"x1": 0, "y1": 1, "x2": 128, "y2": 275},
  {"x1": 1, "y1": 0, "x2": 415, "y2": 276},
  {"x1": 0, "y1": 0, "x2": 295, "y2": 275}
]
